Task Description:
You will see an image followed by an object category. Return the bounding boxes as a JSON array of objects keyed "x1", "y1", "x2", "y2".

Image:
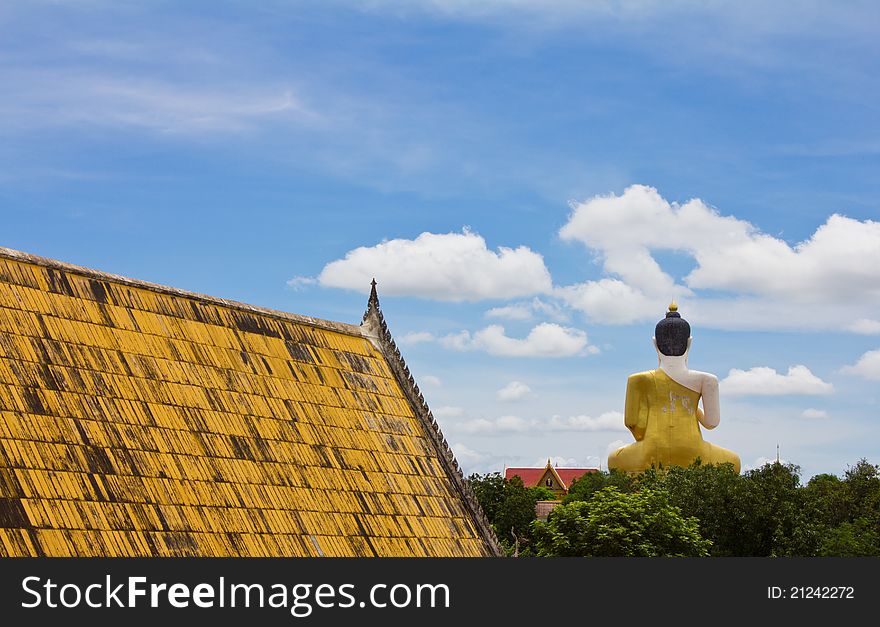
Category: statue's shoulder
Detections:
[
  {"x1": 627, "y1": 370, "x2": 656, "y2": 386},
  {"x1": 690, "y1": 370, "x2": 719, "y2": 384}
]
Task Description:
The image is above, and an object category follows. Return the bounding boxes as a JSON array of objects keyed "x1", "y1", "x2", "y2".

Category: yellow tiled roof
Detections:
[{"x1": 0, "y1": 247, "x2": 500, "y2": 557}]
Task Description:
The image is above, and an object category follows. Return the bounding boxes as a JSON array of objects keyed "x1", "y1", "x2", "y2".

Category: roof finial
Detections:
[
  {"x1": 668, "y1": 299, "x2": 678, "y2": 313},
  {"x1": 362, "y1": 278, "x2": 382, "y2": 326}
]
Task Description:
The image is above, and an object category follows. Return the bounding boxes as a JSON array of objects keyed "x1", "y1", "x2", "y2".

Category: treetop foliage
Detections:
[{"x1": 468, "y1": 459, "x2": 880, "y2": 557}]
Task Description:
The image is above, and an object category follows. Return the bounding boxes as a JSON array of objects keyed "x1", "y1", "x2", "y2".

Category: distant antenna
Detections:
[{"x1": 776, "y1": 444, "x2": 780, "y2": 464}]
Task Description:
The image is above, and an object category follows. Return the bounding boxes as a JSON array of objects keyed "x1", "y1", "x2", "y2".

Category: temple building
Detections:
[
  {"x1": 504, "y1": 460, "x2": 597, "y2": 499},
  {"x1": 0, "y1": 247, "x2": 501, "y2": 557}
]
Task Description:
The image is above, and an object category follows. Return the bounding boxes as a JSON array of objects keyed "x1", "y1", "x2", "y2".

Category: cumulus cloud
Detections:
[
  {"x1": 286, "y1": 276, "x2": 317, "y2": 290},
  {"x1": 485, "y1": 304, "x2": 532, "y2": 320},
  {"x1": 545, "y1": 411, "x2": 626, "y2": 432},
  {"x1": 456, "y1": 415, "x2": 530, "y2": 434},
  {"x1": 801, "y1": 408, "x2": 830, "y2": 419},
  {"x1": 407, "y1": 325, "x2": 591, "y2": 357},
  {"x1": 496, "y1": 381, "x2": 534, "y2": 402},
  {"x1": 399, "y1": 331, "x2": 436, "y2": 345},
  {"x1": 841, "y1": 349, "x2": 880, "y2": 381},
  {"x1": 531, "y1": 455, "x2": 601, "y2": 469},
  {"x1": 420, "y1": 374, "x2": 442, "y2": 387},
  {"x1": 556, "y1": 278, "x2": 662, "y2": 325},
  {"x1": 486, "y1": 297, "x2": 569, "y2": 322},
  {"x1": 310, "y1": 229, "x2": 552, "y2": 301},
  {"x1": 455, "y1": 411, "x2": 624, "y2": 434},
  {"x1": 558, "y1": 184, "x2": 880, "y2": 330},
  {"x1": 443, "y1": 323, "x2": 596, "y2": 357},
  {"x1": 450, "y1": 442, "x2": 510, "y2": 476},
  {"x1": 721, "y1": 365, "x2": 834, "y2": 396},
  {"x1": 847, "y1": 319, "x2": 880, "y2": 335},
  {"x1": 533, "y1": 455, "x2": 580, "y2": 467},
  {"x1": 433, "y1": 405, "x2": 463, "y2": 418}
]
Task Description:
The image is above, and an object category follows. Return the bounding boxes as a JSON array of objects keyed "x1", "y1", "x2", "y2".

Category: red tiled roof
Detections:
[{"x1": 505, "y1": 467, "x2": 598, "y2": 489}]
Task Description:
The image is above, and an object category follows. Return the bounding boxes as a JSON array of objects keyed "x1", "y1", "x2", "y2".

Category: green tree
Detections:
[
  {"x1": 532, "y1": 486, "x2": 711, "y2": 557},
  {"x1": 803, "y1": 473, "x2": 849, "y2": 527},
  {"x1": 494, "y1": 476, "x2": 540, "y2": 544},
  {"x1": 467, "y1": 473, "x2": 544, "y2": 555},
  {"x1": 563, "y1": 470, "x2": 607, "y2": 504},
  {"x1": 659, "y1": 462, "x2": 751, "y2": 556},
  {"x1": 636, "y1": 461, "x2": 820, "y2": 556},
  {"x1": 804, "y1": 460, "x2": 880, "y2": 556},
  {"x1": 529, "y1": 486, "x2": 557, "y2": 501},
  {"x1": 818, "y1": 519, "x2": 879, "y2": 556},
  {"x1": 475, "y1": 459, "x2": 880, "y2": 557},
  {"x1": 843, "y1": 459, "x2": 880, "y2": 527},
  {"x1": 563, "y1": 469, "x2": 635, "y2": 504},
  {"x1": 467, "y1": 472, "x2": 506, "y2": 522}
]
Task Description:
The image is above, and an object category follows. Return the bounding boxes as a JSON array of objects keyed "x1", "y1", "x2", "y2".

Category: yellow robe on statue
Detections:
[{"x1": 608, "y1": 368, "x2": 740, "y2": 473}]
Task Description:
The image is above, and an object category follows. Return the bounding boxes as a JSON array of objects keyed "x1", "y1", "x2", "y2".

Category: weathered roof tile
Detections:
[{"x1": 0, "y1": 247, "x2": 500, "y2": 556}]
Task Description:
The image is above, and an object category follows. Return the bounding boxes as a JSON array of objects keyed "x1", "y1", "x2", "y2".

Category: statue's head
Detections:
[{"x1": 653, "y1": 301, "x2": 691, "y2": 357}]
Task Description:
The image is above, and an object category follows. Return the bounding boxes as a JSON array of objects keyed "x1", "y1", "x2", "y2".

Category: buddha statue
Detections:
[{"x1": 607, "y1": 302, "x2": 741, "y2": 474}]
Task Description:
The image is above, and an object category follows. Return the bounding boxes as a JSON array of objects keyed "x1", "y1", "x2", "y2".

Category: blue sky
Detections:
[{"x1": 2, "y1": 1, "x2": 879, "y2": 481}]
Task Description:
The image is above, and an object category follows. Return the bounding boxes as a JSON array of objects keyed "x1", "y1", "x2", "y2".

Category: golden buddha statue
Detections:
[{"x1": 608, "y1": 302, "x2": 741, "y2": 474}]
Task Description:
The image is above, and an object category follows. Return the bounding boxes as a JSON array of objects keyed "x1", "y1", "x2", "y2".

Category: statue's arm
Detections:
[
  {"x1": 624, "y1": 374, "x2": 649, "y2": 440},
  {"x1": 698, "y1": 373, "x2": 720, "y2": 429}
]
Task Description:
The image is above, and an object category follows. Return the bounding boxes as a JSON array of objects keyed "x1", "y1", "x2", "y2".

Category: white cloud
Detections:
[
  {"x1": 444, "y1": 323, "x2": 595, "y2": 357},
  {"x1": 801, "y1": 408, "x2": 830, "y2": 420},
  {"x1": 457, "y1": 415, "x2": 530, "y2": 434},
  {"x1": 533, "y1": 455, "x2": 577, "y2": 467},
  {"x1": 455, "y1": 411, "x2": 624, "y2": 434},
  {"x1": 530, "y1": 298, "x2": 570, "y2": 322},
  {"x1": 433, "y1": 405, "x2": 463, "y2": 418},
  {"x1": 558, "y1": 185, "x2": 880, "y2": 331},
  {"x1": 496, "y1": 381, "x2": 534, "y2": 402},
  {"x1": 545, "y1": 411, "x2": 627, "y2": 432},
  {"x1": 450, "y1": 442, "x2": 511, "y2": 476},
  {"x1": 841, "y1": 349, "x2": 880, "y2": 381},
  {"x1": 531, "y1": 455, "x2": 600, "y2": 469},
  {"x1": 286, "y1": 276, "x2": 317, "y2": 290},
  {"x1": 555, "y1": 278, "x2": 663, "y2": 325},
  {"x1": 846, "y1": 319, "x2": 880, "y2": 335},
  {"x1": 399, "y1": 331, "x2": 436, "y2": 345},
  {"x1": 485, "y1": 304, "x2": 532, "y2": 321},
  {"x1": 486, "y1": 297, "x2": 569, "y2": 322},
  {"x1": 5, "y1": 72, "x2": 314, "y2": 134},
  {"x1": 420, "y1": 374, "x2": 442, "y2": 387},
  {"x1": 356, "y1": 2, "x2": 877, "y2": 92},
  {"x1": 451, "y1": 442, "x2": 484, "y2": 468},
  {"x1": 312, "y1": 229, "x2": 552, "y2": 301},
  {"x1": 721, "y1": 365, "x2": 834, "y2": 396}
]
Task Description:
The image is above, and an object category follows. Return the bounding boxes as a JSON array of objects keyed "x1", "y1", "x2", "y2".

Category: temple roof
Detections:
[
  {"x1": 0, "y1": 246, "x2": 500, "y2": 557},
  {"x1": 505, "y1": 463, "x2": 598, "y2": 490}
]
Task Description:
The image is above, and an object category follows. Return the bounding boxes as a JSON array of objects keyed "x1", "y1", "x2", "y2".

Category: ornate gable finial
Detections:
[{"x1": 362, "y1": 278, "x2": 382, "y2": 326}]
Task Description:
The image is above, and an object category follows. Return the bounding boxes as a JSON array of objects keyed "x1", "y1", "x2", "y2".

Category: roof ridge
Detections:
[
  {"x1": 0, "y1": 245, "x2": 362, "y2": 337},
  {"x1": 360, "y1": 281, "x2": 503, "y2": 557}
]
